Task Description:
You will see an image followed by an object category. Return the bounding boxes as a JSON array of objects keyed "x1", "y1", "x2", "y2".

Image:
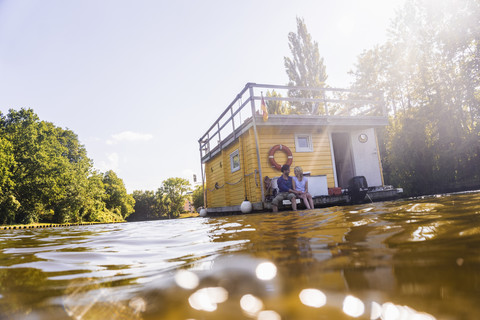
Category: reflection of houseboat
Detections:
[{"x1": 198, "y1": 83, "x2": 402, "y2": 215}]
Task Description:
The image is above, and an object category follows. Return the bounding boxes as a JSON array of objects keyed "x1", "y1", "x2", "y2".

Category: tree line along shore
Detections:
[{"x1": 0, "y1": 109, "x2": 200, "y2": 226}]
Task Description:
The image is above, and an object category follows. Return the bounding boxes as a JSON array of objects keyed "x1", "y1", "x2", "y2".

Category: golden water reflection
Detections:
[{"x1": 0, "y1": 191, "x2": 479, "y2": 319}]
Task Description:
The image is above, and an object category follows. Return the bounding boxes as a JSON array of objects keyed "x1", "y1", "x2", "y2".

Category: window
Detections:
[
  {"x1": 295, "y1": 134, "x2": 313, "y2": 152},
  {"x1": 230, "y1": 149, "x2": 241, "y2": 172}
]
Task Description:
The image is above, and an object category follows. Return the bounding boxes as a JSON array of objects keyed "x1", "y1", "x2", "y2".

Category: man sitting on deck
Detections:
[{"x1": 271, "y1": 164, "x2": 299, "y2": 212}]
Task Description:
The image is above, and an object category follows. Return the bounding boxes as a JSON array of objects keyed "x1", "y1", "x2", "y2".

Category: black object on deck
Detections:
[{"x1": 348, "y1": 176, "x2": 368, "y2": 204}]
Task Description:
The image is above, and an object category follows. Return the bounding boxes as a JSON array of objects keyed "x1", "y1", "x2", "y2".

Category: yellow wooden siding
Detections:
[
  {"x1": 222, "y1": 140, "x2": 245, "y2": 206},
  {"x1": 243, "y1": 130, "x2": 261, "y2": 203},
  {"x1": 205, "y1": 137, "x2": 256, "y2": 208},
  {"x1": 257, "y1": 126, "x2": 335, "y2": 187},
  {"x1": 204, "y1": 125, "x2": 337, "y2": 209},
  {"x1": 205, "y1": 154, "x2": 226, "y2": 208}
]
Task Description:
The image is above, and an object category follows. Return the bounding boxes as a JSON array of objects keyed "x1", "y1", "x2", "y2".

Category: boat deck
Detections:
[{"x1": 204, "y1": 187, "x2": 403, "y2": 216}]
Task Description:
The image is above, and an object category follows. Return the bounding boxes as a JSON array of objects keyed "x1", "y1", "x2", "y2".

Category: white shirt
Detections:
[{"x1": 293, "y1": 176, "x2": 308, "y2": 192}]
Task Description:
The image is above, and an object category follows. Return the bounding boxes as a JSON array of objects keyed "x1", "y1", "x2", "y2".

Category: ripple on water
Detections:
[{"x1": 1, "y1": 191, "x2": 480, "y2": 319}]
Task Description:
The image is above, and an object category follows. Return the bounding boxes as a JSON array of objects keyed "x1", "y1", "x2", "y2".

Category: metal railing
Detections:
[{"x1": 198, "y1": 83, "x2": 385, "y2": 161}]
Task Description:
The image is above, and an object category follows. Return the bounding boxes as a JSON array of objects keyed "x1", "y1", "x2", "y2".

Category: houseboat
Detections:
[{"x1": 198, "y1": 83, "x2": 402, "y2": 215}]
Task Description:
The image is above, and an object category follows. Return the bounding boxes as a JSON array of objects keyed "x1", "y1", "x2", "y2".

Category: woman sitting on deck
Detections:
[{"x1": 293, "y1": 166, "x2": 314, "y2": 209}]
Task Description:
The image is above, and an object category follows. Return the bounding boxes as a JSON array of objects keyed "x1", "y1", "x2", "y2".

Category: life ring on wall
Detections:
[{"x1": 268, "y1": 144, "x2": 293, "y2": 171}]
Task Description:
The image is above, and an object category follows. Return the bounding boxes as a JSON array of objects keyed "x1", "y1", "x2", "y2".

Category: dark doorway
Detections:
[{"x1": 331, "y1": 132, "x2": 355, "y2": 188}]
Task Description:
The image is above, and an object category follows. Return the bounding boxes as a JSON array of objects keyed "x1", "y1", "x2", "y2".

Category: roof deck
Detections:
[{"x1": 199, "y1": 83, "x2": 387, "y2": 163}]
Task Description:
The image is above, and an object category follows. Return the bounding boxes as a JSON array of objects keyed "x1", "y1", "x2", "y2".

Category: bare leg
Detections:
[
  {"x1": 291, "y1": 197, "x2": 297, "y2": 211},
  {"x1": 301, "y1": 194, "x2": 310, "y2": 209},
  {"x1": 272, "y1": 204, "x2": 278, "y2": 212},
  {"x1": 303, "y1": 195, "x2": 313, "y2": 209},
  {"x1": 307, "y1": 193, "x2": 314, "y2": 209}
]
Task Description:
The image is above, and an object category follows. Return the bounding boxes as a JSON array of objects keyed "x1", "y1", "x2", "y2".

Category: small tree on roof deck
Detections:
[
  {"x1": 265, "y1": 90, "x2": 292, "y2": 115},
  {"x1": 284, "y1": 17, "x2": 328, "y2": 114}
]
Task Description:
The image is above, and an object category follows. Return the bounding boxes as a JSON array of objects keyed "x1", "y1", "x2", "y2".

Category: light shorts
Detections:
[{"x1": 271, "y1": 192, "x2": 296, "y2": 206}]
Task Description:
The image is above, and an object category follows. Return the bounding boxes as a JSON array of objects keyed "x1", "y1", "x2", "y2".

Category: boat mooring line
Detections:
[
  {"x1": 366, "y1": 193, "x2": 373, "y2": 203},
  {"x1": 207, "y1": 170, "x2": 258, "y2": 192}
]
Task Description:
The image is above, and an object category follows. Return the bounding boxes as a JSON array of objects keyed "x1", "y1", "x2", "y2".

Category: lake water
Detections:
[{"x1": 1, "y1": 191, "x2": 480, "y2": 320}]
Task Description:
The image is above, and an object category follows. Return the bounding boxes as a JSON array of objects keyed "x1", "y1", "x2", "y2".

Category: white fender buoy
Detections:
[
  {"x1": 199, "y1": 208, "x2": 208, "y2": 217},
  {"x1": 240, "y1": 200, "x2": 252, "y2": 213}
]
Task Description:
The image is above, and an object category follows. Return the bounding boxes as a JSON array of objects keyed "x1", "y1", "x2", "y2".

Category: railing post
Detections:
[
  {"x1": 199, "y1": 142, "x2": 207, "y2": 208},
  {"x1": 207, "y1": 133, "x2": 210, "y2": 154},
  {"x1": 249, "y1": 85, "x2": 265, "y2": 204},
  {"x1": 230, "y1": 106, "x2": 236, "y2": 137}
]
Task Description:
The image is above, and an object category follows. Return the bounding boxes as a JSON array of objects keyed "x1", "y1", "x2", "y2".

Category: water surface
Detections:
[{"x1": 1, "y1": 191, "x2": 480, "y2": 319}]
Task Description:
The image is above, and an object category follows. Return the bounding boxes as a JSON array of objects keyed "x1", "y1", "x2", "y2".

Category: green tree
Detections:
[
  {"x1": 102, "y1": 170, "x2": 135, "y2": 219},
  {"x1": 129, "y1": 190, "x2": 157, "y2": 221},
  {"x1": 0, "y1": 108, "x2": 136, "y2": 224},
  {"x1": 156, "y1": 177, "x2": 191, "y2": 219},
  {"x1": 0, "y1": 132, "x2": 19, "y2": 224},
  {"x1": 0, "y1": 137, "x2": 15, "y2": 190},
  {"x1": 284, "y1": 17, "x2": 328, "y2": 114},
  {"x1": 0, "y1": 109, "x2": 98, "y2": 223},
  {"x1": 350, "y1": 0, "x2": 480, "y2": 195},
  {"x1": 1, "y1": 109, "x2": 42, "y2": 223},
  {"x1": 265, "y1": 90, "x2": 291, "y2": 115},
  {"x1": 81, "y1": 171, "x2": 108, "y2": 222},
  {"x1": 191, "y1": 184, "x2": 204, "y2": 211}
]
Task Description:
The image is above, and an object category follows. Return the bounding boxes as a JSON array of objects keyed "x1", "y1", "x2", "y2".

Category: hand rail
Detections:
[{"x1": 198, "y1": 83, "x2": 385, "y2": 161}]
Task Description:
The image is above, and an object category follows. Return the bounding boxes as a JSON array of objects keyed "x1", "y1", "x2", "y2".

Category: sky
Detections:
[{"x1": 0, "y1": 0, "x2": 406, "y2": 193}]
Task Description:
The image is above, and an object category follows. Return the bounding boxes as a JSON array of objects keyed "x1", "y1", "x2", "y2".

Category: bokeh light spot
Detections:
[
  {"x1": 299, "y1": 288, "x2": 326, "y2": 308},
  {"x1": 371, "y1": 301, "x2": 382, "y2": 319},
  {"x1": 257, "y1": 310, "x2": 281, "y2": 320},
  {"x1": 175, "y1": 270, "x2": 199, "y2": 289},
  {"x1": 343, "y1": 295, "x2": 365, "y2": 317},
  {"x1": 188, "y1": 287, "x2": 228, "y2": 312},
  {"x1": 240, "y1": 294, "x2": 264, "y2": 316},
  {"x1": 382, "y1": 302, "x2": 400, "y2": 319},
  {"x1": 256, "y1": 262, "x2": 277, "y2": 281},
  {"x1": 128, "y1": 297, "x2": 146, "y2": 313}
]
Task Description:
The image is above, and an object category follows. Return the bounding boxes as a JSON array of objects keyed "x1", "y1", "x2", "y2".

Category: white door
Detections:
[{"x1": 350, "y1": 128, "x2": 383, "y2": 187}]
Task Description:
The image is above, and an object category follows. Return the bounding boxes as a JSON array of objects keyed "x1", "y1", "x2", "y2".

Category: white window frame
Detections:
[
  {"x1": 295, "y1": 134, "x2": 313, "y2": 152},
  {"x1": 230, "y1": 149, "x2": 241, "y2": 173}
]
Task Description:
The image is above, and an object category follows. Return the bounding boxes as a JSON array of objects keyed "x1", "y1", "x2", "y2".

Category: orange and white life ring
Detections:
[{"x1": 268, "y1": 144, "x2": 293, "y2": 171}]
